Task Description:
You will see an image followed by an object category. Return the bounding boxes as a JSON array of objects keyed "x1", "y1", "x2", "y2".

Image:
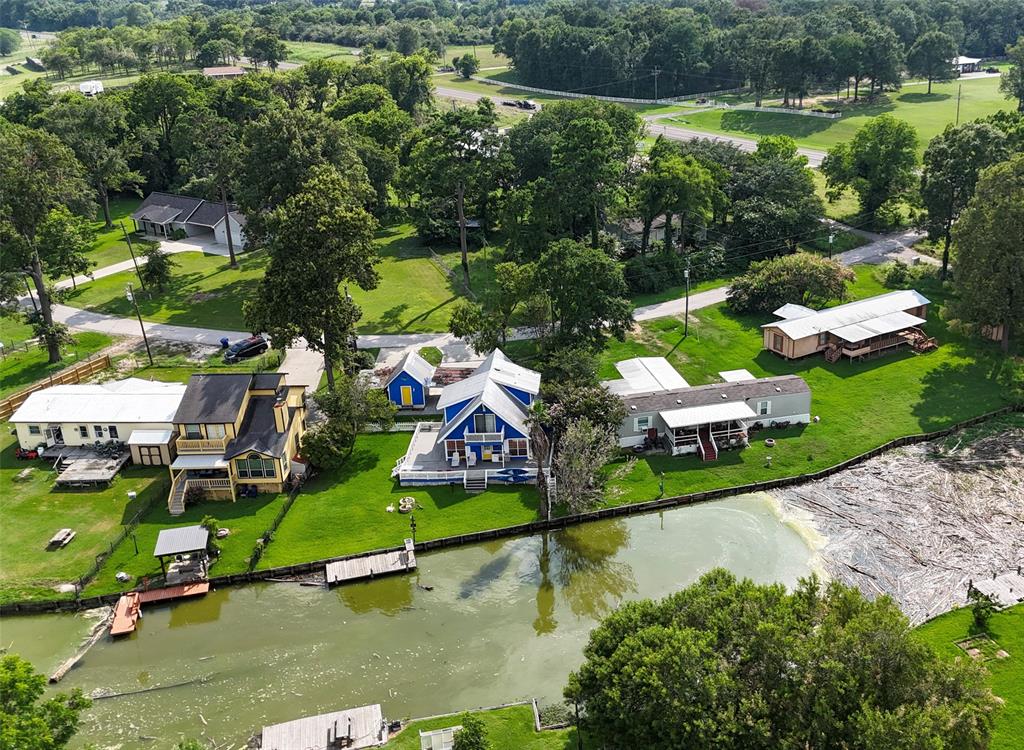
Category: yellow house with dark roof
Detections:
[{"x1": 167, "y1": 373, "x2": 307, "y2": 515}]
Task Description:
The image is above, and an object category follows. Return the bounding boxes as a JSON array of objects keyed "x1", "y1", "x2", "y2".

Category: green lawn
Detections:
[
  {"x1": 441, "y1": 44, "x2": 508, "y2": 70},
  {"x1": 1, "y1": 64, "x2": 199, "y2": 99},
  {"x1": 81, "y1": 491, "x2": 289, "y2": 597},
  {"x1": 600, "y1": 265, "x2": 1016, "y2": 504},
  {"x1": 60, "y1": 223, "x2": 487, "y2": 334},
  {"x1": 914, "y1": 604, "x2": 1023, "y2": 750},
  {"x1": 387, "y1": 705, "x2": 576, "y2": 750},
  {"x1": 667, "y1": 76, "x2": 1013, "y2": 155},
  {"x1": 61, "y1": 250, "x2": 267, "y2": 332},
  {"x1": 0, "y1": 432, "x2": 167, "y2": 604},
  {"x1": 0, "y1": 320, "x2": 113, "y2": 399},
  {"x1": 111, "y1": 343, "x2": 283, "y2": 386},
  {"x1": 811, "y1": 170, "x2": 864, "y2": 223},
  {"x1": 285, "y1": 40, "x2": 360, "y2": 64},
  {"x1": 78, "y1": 195, "x2": 144, "y2": 271},
  {"x1": 259, "y1": 432, "x2": 540, "y2": 568}
]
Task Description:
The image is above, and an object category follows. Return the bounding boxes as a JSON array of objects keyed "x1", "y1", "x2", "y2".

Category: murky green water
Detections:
[{"x1": 0, "y1": 494, "x2": 819, "y2": 749}]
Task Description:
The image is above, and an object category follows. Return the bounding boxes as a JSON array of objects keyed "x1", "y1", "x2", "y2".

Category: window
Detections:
[
  {"x1": 108, "y1": 426, "x2": 119, "y2": 439},
  {"x1": 757, "y1": 400, "x2": 772, "y2": 416},
  {"x1": 773, "y1": 333, "x2": 784, "y2": 351},
  {"x1": 507, "y1": 438, "x2": 529, "y2": 458},
  {"x1": 184, "y1": 424, "x2": 202, "y2": 439},
  {"x1": 28, "y1": 425, "x2": 41, "y2": 435},
  {"x1": 634, "y1": 416, "x2": 651, "y2": 432},
  {"x1": 236, "y1": 452, "x2": 276, "y2": 479},
  {"x1": 78, "y1": 425, "x2": 88, "y2": 438},
  {"x1": 445, "y1": 439, "x2": 466, "y2": 458},
  {"x1": 206, "y1": 424, "x2": 225, "y2": 439},
  {"x1": 93, "y1": 425, "x2": 104, "y2": 438},
  {"x1": 473, "y1": 413, "x2": 497, "y2": 433}
]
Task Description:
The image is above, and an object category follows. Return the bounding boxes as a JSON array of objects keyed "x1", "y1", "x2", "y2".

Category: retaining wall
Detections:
[{"x1": 3, "y1": 404, "x2": 1019, "y2": 616}]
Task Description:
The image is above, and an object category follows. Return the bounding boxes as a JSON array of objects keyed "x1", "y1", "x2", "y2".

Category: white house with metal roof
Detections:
[
  {"x1": 393, "y1": 349, "x2": 540, "y2": 489},
  {"x1": 761, "y1": 289, "x2": 931, "y2": 361},
  {"x1": 10, "y1": 378, "x2": 186, "y2": 464},
  {"x1": 606, "y1": 357, "x2": 811, "y2": 460}
]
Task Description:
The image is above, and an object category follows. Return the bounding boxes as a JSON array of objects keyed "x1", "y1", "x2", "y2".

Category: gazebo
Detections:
[{"x1": 153, "y1": 525, "x2": 210, "y2": 583}]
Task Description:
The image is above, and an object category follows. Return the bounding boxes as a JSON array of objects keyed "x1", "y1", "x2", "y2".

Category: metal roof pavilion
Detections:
[{"x1": 153, "y1": 525, "x2": 209, "y2": 558}]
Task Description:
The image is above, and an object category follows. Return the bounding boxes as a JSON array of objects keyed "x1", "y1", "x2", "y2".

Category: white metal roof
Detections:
[
  {"x1": 660, "y1": 401, "x2": 757, "y2": 429},
  {"x1": 153, "y1": 525, "x2": 209, "y2": 557},
  {"x1": 126, "y1": 429, "x2": 174, "y2": 445},
  {"x1": 10, "y1": 378, "x2": 186, "y2": 425},
  {"x1": 420, "y1": 725, "x2": 462, "y2": 750},
  {"x1": 831, "y1": 310, "x2": 926, "y2": 343},
  {"x1": 436, "y1": 349, "x2": 539, "y2": 409},
  {"x1": 954, "y1": 55, "x2": 981, "y2": 65},
  {"x1": 170, "y1": 455, "x2": 229, "y2": 470},
  {"x1": 438, "y1": 379, "x2": 530, "y2": 441},
  {"x1": 604, "y1": 357, "x2": 689, "y2": 396},
  {"x1": 719, "y1": 369, "x2": 755, "y2": 382},
  {"x1": 383, "y1": 350, "x2": 436, "y2": 389},
  {"x1": 762, "y1": 290, "x2": 930, "y2": 340},
  {"x1": 772, "y1": 303, "x2": 816, "y2": 320}
]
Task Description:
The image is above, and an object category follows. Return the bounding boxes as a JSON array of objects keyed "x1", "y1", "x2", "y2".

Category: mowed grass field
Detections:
[
  {"x1": 285, "y1": 40, "x2": 360, "y2": 64},
  {"x1": 387, "y1": 704, "x2": 576, "y2": 749},
  {"x1": 259, "y1": 432, "x2": 540, "y2": 568},
  {"x1": 0, "y1": 315, "x2": 112, "y2": 399},
  {"x1": 599, "y1": 265, "x2": 1017, "y2": 504},
  {"x1": 666, "y1": 75, "x2": 1011, "y2": 155},
  {"x1": 441, "y1": 44, "x2": 508, "y2": 69},
  {"x1": 0, "y1": 432, "x2": 167, "y2": 603},
  {"x1": 914, "y1": 604, "x2": 1023, "y2": 750}
]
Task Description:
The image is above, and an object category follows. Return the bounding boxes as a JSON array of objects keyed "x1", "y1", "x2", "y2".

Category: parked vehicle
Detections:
[{"x1": 224, "y1": 335, "x2": 269, "y2": 363}]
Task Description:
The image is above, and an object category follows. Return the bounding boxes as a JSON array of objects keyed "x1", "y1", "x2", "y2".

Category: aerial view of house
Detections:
[
  {"x1": 167, "y1": 373, "x2": 307, "y2": 513},
  {"x1": 383, "y1": 350, "x2": 435, "y2": 409},
  {"x1": 393, "y1": 349, "x2": 540, "y2": 488},
  {"x1": 606, "y1": 358, "x2": 811, "y2": 459},
  {"x1": 761, "y1": 289, "x2": 934, "y2": 362},
  {"x1": 132, "y1": 191, "x2": 248, "y2": 247}
]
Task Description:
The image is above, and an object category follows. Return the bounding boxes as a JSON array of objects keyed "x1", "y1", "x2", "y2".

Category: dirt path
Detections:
[{"x1": 777, "y1": 418, "x2": 1024, "y2": 624}]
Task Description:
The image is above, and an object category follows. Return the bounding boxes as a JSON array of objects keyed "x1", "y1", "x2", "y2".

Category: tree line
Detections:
[{"x1": 495, "y1": 0, "x2": 1024, "y2": 101}]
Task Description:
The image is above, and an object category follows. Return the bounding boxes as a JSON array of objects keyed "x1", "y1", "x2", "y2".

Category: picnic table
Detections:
[{"x1": 48, "y1": 528, "x2": 76, "y2": 548}]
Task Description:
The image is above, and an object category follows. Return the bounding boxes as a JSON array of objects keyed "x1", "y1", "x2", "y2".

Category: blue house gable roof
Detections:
[
  {"x1": 442, "y1": 403, "x2": 528, "y2": 441},
  {"x1": 386, "y1": 371, "x2": 427, "y2": 407},
  {"x1": 383, "y1": 350, "x2": 435, "y2": 408}
]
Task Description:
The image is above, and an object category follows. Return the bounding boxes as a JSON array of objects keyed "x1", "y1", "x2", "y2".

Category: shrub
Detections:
[
  {"x1": 881, "y1": 259, "x2": 912, "y2": 287},
  {"x1": 727, "y1": 252, "x2": 855, "y2": 314},
  {"x1": 968, "y1": 587, "x2": 998, "y2": 630},
  {"x1": 622, "y1": 245, "x2": 725, "y2": 295}
]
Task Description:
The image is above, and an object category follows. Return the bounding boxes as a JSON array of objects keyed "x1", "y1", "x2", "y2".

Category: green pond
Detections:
[{"x1": 0, "y1": 493, "x2": 821, "y2": 749}]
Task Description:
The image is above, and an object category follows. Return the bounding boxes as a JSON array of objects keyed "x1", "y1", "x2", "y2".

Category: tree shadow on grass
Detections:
[
  {"x1": 913, "y1": 359, "x2": 1013, "y2": 434},
  {"x1": 899, "y1": 92, "x2": 951, "y2": 104},
  {"x1": 719, "y1": 109, "x2": 837, "y2": 139}
]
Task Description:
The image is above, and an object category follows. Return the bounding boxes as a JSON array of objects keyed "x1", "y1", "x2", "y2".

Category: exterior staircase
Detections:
[
  {"x1": 463, "y1": 473, "x2": 488, "y2": 493},
  {"x1": 698, "y1": 428, "x2": 718, "y2": 462},
  {"x1": 168, "y1": 476, "x2": 187, "y2": 516},
  {"x1": 824, "y1": 344, "x2": 842, "y2": 363},
  {"x1": 52, "y1": 454, "x2": 72, "y2": 474}
]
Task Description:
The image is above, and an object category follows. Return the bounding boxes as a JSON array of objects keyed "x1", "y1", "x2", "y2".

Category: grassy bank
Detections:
[
  {"x1": 387, "y1": 704, "x2": 576, "y2": 749},
  {"x1": 0, "y1": 319, "x2": 113, "y2": 399},
  {"x1": 0, "y1": 433, "x2": 166, "y2": 604},
  {"x1": 914, "y1": 604, "x2": 1023, "y2": 750}
]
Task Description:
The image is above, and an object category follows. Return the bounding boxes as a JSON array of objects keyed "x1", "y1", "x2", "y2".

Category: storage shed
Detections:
[{"x1": 384, "y1": 351, "x2": 436, "y2": 409}]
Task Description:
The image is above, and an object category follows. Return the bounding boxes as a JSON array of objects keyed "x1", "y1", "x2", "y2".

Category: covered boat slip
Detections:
[{"x1": 259, "y1": 703, "x2": 388, "y2": 750}]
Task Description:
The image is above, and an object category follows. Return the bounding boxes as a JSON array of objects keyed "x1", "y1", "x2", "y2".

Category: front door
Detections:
[{"x1": 400, "y1": 385, "x2": 413, "y2": 406}]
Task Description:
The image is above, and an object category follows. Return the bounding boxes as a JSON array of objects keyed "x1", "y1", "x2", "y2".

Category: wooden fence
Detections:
[
  {"x1": 0, "y1": 353, "x2": 112, "y2": 421},
  {"x1": 2, "y1": 403, "x2": 1019, "y2": 616}
]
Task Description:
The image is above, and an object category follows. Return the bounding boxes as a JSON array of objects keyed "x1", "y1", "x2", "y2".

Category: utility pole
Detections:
[
  {"x1": 955, "y1": 84, "x2": 962, "y2": 125},
  {"x1": 683, "y1": 266, "x2": 691, "y2": 338},
  {"x1": 652, "y1": 66, "x2": 661, "y2": 102},
  {"x1": 828, "y1": 232, "x2": 836, "y2": 259},
  {"x1": 120, "y1": 221, "x2": 146, "y2": 290},
  {"x1": 125, "y1": 283, "x2": 153, "y2": 365}
]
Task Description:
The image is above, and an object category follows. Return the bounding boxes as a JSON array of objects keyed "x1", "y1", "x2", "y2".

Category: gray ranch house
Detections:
[
  {"x1": 132, "y1": 192, "x2": 248, "y2": 249},
  {"x1": 605, "y1": 358, "x2": 811, "y2": 461}
]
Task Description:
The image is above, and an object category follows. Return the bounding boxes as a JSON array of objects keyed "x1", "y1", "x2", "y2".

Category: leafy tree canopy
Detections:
[
  {"x1": 727, "y1": 252, "x2": 854, "y2": 314},
  {"x1": 0, "y1": 653, "x2": 91, "y2": 750}
]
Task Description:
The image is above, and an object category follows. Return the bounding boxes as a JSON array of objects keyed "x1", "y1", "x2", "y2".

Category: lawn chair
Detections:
[{"x1": 450, "y1": 452, "x2": 460, "y2": 468}]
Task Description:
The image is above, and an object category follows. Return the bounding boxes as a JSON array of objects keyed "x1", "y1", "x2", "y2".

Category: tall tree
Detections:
[
  {"x1": 920, "y1": 122, "x2": 1008, "y2": 280},
  {"x1": 129, "y1": 72, "x2": 201, "y2": 188},
  {"x1": 906, "y1": 30, "x2": 956, "y2": 94},
  {"x1": 1000, "y1": 36, "x2": 1024, "y2": 112},
  {"x1": 302, "y1": 373, "x2": 396, "y2": 467},
  {"x1": 35, "y1": 207, "x2": 95, "y2": 290},
  {"x1": 244, "y1": 165, "x2": 379, "y2": 389},
  {"x1": 41, "y1": 93, "x2": 143, "y2": 229},
  {"x1": 553, "y1": 417, "x2": 619, "y2": 514},
  {"x1": 951, "y1": 154, "x2": 1024, "y2": 352},
  {"x1": 553, "y1": 117, "x2": 620, "y2": 248},
  {"x1": 174, "y1": 110, "x2": 243, "y2": 267},
  {"x1": 567, "y1": 570, "x2": 998, "y2": 750},
  {"x1": 404, "y1": 99, "x2": 503, "y2": 288},
  {"x1": 861, "y1": 23, "x2": 904, "y2": 96},
  {"x1": 821, "y1": 114, "x2": 918, "y2": 219},
  {"x1": 0, "y1": 122, "x2": 94, "y2": 364},
  {"x1": 0, "y1": 654, "x2": 91, "y2": 750}
]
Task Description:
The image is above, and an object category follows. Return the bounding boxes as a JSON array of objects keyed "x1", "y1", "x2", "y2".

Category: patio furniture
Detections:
[
  {"x1": 491, "y1": 453, "x2": 502, "y2": 464},
  {"x1": 467, "y1": 451, "x2": 477, "y2": 467},
  {"x1": 450, "y1": 452, "x2": 460, "y2": 468},
  {"x1": 48, "y1": 528, "x2": 76, "y2": 548}
]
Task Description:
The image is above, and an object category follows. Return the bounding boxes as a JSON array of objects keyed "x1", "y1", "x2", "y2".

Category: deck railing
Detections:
[
  {"x1": 464, "y1": 430, "x2": 504, "y2": 443},
  {"x1": 187, "y1": 477, "x2": 233, "y2": 489},
  {"x1": 176, "y1": 437, "x2": 228, "y2": 453}
]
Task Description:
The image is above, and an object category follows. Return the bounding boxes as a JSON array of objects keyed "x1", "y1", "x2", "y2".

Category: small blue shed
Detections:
[{"x1": 384, "y1": 351, "x2": 436, "y2": 409}]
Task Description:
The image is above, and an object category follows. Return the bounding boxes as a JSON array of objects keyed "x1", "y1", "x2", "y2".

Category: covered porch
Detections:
[
  {"x1": 826, "y1": 312, "x2": 933, "y2": 362},
  {"x1": 660, "y1": 402, "x2": 755, "y2": 460},
  {"x1": 167, "y1": 454, "x2": 234, "y2": 514}
]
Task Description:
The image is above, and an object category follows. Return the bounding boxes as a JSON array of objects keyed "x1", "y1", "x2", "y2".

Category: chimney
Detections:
[{"x1": 273, "y1": 394, "x2": 287, "y2": 433}]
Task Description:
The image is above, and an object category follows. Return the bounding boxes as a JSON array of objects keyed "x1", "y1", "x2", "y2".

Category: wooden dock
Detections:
[
  {"x1": 260, "y1": 703, "x2": 387, "y2": 750},
  {"x1": 109, "y1": 582, "x2": 211, "y2": 636},
  {"x1": 325, "y1": 539, "x2": 416, "y2": 586}
]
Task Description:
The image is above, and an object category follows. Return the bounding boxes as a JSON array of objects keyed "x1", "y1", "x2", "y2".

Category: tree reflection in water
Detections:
[
  {"x1": 337, "y1": 573, "x2": 415, "y2": 616},
  {"x1": 533, "y1": 518, "x2": 636, "y2": 634}
]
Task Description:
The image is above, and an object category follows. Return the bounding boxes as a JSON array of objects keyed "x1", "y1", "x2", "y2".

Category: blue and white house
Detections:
[
  {"x1": 392, "y1": 350, "x2": 541, "y2": 489},
  {"x1": 383, "y1": 351, "x2": 435, "y2": 409}
]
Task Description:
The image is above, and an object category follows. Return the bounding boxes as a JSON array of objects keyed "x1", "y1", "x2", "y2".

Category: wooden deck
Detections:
[
  {"x1": 260, "y1": 703, "x2": 387, "y2": 750},
  {"x1": 109, "y1": 582, "x2": 211, "y2": 636},
  {"x1": 325, "y1": 540, "x2": 416, "y2": 586},
  {"x1": 54, "y1": 453, "x2": 131, "y2": 486}
]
